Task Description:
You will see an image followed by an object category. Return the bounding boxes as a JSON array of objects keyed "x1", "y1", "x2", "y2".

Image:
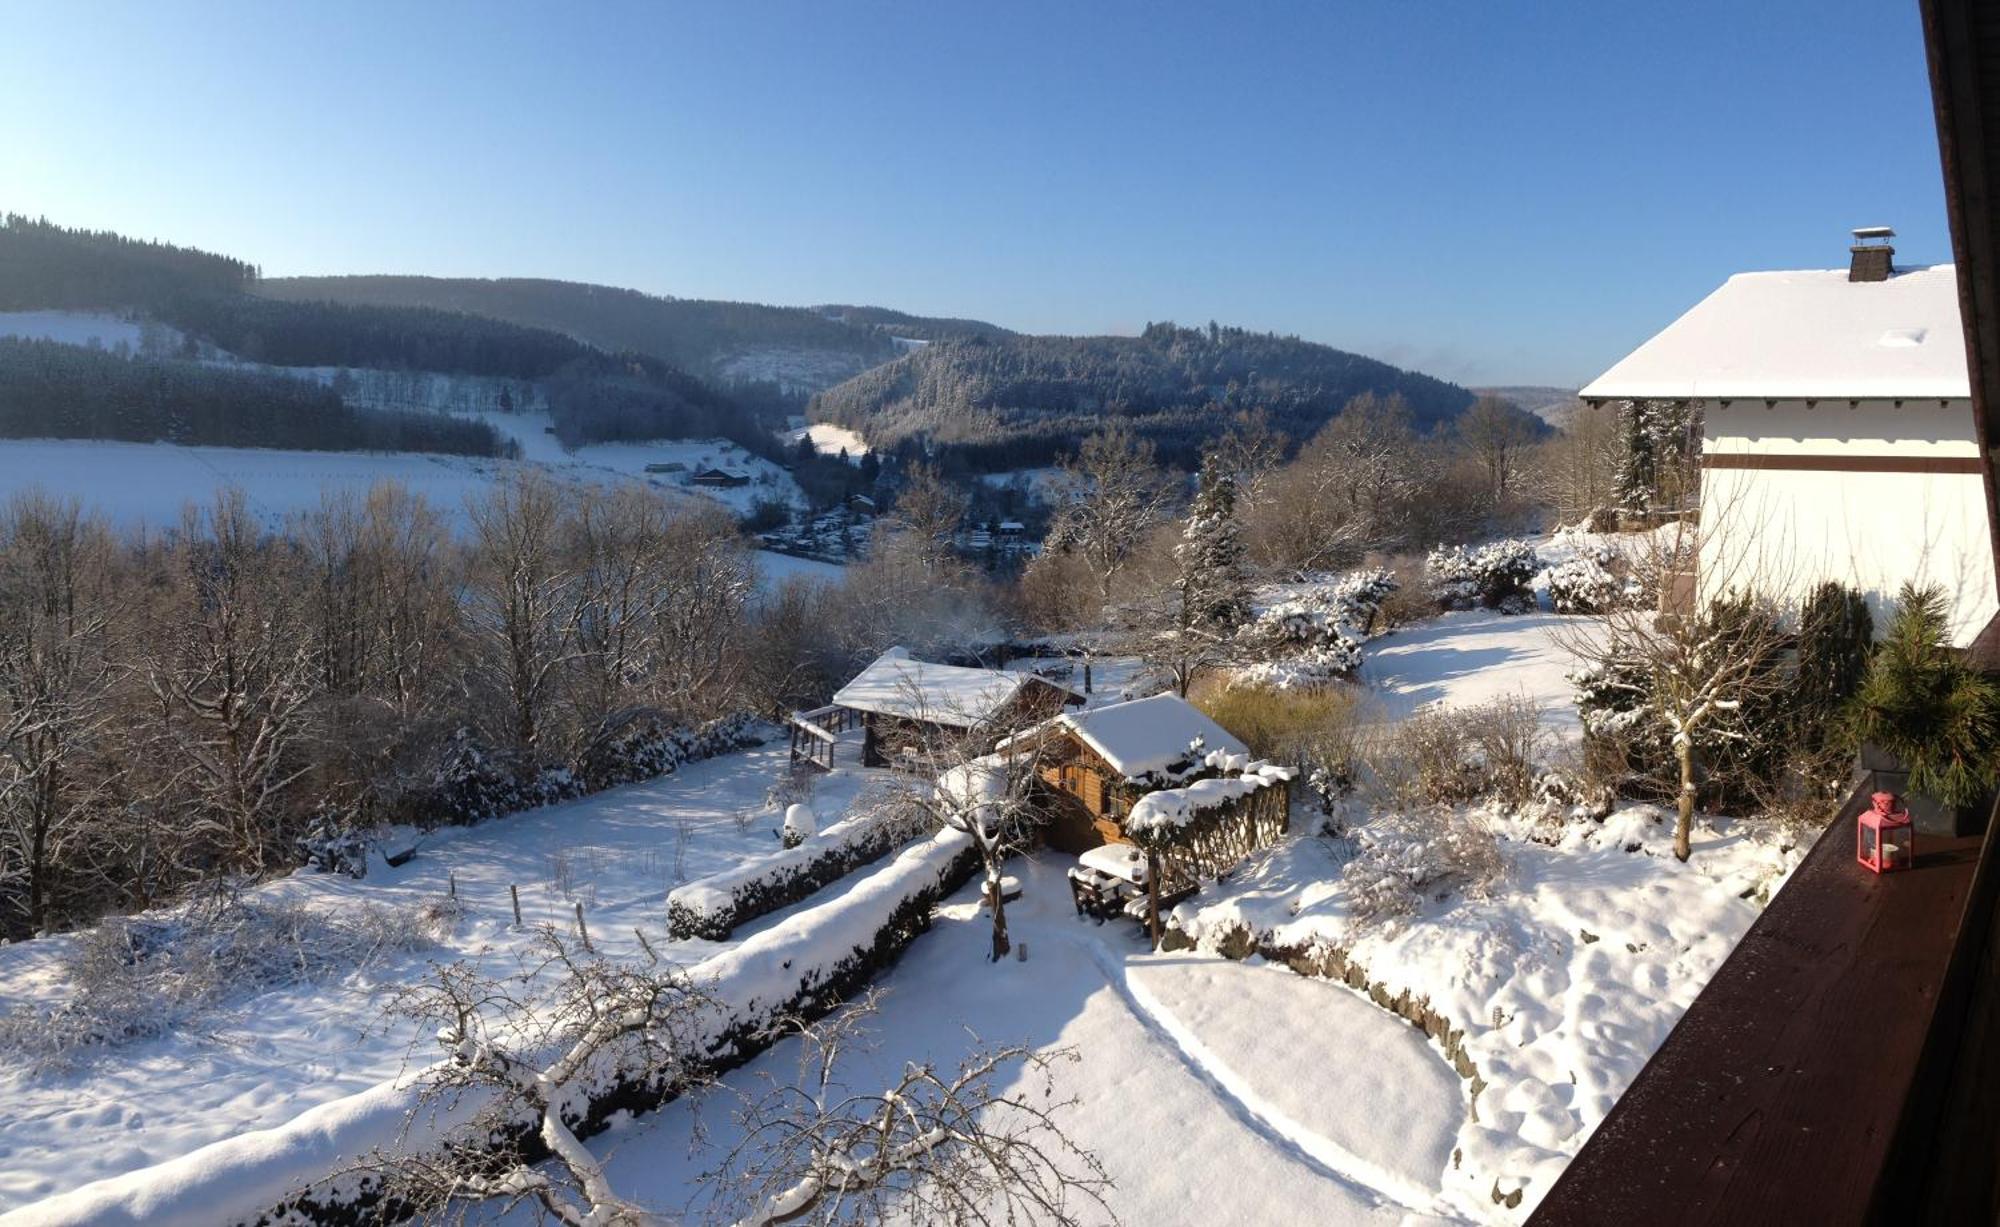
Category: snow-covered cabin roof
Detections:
[
  {"x1": 1049, "y1": 693, "x2": 1249, "y2": 779},
  {"x1": 832, "y1": 648, "x2": 1075, "y2": 729},
  {"x1": 1580, "y1": 263, "x2": 1969, "y2": 401}
]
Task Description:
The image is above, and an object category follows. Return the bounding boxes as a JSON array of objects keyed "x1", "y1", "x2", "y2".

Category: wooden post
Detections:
[
  {"x1": 575, "y1": 900, "x2": 591, "y2": 951},
  {"x1": 510, "y1": 883, "x2": 522, "y2": 928},
  {"x1": 1145, "y1": 849, "x2": 1161, "y2": 949},
  {"x1": 448, "y1": 871, "x2": 456, "y2": 899}
]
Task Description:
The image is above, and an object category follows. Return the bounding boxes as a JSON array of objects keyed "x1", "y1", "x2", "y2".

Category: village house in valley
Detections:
[{"x1": 1581, "y1": 231, "x2": 2000, "y2": 648}]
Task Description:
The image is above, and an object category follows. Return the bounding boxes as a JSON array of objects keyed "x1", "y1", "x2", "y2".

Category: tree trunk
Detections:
[
  {"x1": 988, "y1": 875, "x2": 1011, "y2": 963},
  {"x1": 1674, "y1": 738, "x2": 1695, "y2": 862}
]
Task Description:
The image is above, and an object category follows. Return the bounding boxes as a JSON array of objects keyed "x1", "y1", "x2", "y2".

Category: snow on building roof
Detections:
[
  {"x1": 833, "y1": 649, "x2": 1069, "y2": 728},
  {"x1": 1580, "y1": 263, "x2": 1969, "y2": 401},
  {"x1": 1052, "y1": 693, "x2": 1249, "y2": 778}
]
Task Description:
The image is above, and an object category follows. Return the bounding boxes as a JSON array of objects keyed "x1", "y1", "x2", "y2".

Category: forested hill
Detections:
[
  {"x1": 262, "y1": 275, "x2": 905, "y2": 393},
  {"x1": 810, "y1": 321, "x2": 1476, "y2": 471},
  {"x1": 0, "y1": 214, "x2": 256, "y2": 309},
  {"x1": 811, "y1": 304, "x2": 1013, "y2": 341}
]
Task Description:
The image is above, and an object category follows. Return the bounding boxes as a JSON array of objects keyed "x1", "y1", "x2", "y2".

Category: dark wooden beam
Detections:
[{"x1": 1921, "y1": 0, "x2": 2000, "y2": 599}]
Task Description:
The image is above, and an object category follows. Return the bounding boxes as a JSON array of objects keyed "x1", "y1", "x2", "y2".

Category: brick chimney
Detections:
[{"x1": 1850, "y1": 226, "x2": 1895, "y2": 282}]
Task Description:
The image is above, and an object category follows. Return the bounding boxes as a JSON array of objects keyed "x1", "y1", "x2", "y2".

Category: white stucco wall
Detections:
[{"x1": 1698, "y1": 398, "x2": 1999, "y2": 646}]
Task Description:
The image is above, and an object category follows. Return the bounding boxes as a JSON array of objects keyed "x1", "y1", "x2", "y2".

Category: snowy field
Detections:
[
  {"x1": 0, "y1": 436, "x2": 831, "y2": 594},
  {"x1": 0, "y1": 309, "x2": 158, "y2": 352},
  {"x1": 471, "y1": 858, "x2": 1472, "y2": 1226},
  {"x1": 0, "y1": 743, "x2": 883, "y2": 1212},
  {"x1": 786, "y1": 421, "x2": 869, "y2": 458}
]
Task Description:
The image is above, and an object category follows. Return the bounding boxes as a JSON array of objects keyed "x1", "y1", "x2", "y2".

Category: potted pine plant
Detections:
[{"x1": 1848, "y1": 583, "x2": 2000, "y2": 837}]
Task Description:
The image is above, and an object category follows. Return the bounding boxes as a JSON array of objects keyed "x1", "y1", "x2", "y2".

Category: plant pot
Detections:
[{"x1": 1858, "y1": 744, "x2": 1993, "y2": 838}]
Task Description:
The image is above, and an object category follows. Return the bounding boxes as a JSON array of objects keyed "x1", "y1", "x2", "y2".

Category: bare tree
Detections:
[
  {"x1": 368, "y1": 931, "x2": 717, "y2": 1227},
  {"x1": 466, "y1": 474, "x2": 584, "y2": 753},
  {"x1": 1252, "y1": 392, "x2": 1430, "y2": 571},
  {"x1": 886, "y1": 462, "x2": 968, "y2": 580},
  {"x1": 142, "y1": 490, "x2": 316, "y2": 874},
  {"x1": 651, "y1": 504, "x2": 756, "y2": 722},
  {"x1": 370, "y1": 946, "x2": 1111, "y2": 1227},
  {"x1": 713, "y1": 993, "x2": 1113, "y2": 1227},
  {"x1": 0, "y1": 491, "x2": 118, "y2": 935},
  {"x1": 1045, "y1": 426, "x2": 1174, "y2": 613},
  {"x1": 1553, "y1": 519, "x2": 1792, "y2": 861},
  {"x1": 1454, "y1": 395, "x2": 1543, "y2": 503}
]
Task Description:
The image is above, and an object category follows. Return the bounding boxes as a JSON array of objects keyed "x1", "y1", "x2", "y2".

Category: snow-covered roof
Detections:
[
  {"x1": 1051, "y1": 693, "x2": 1249, "y2": 778},
  {"x1": 833, "y1": 648, "x2": 1073, "y2": 728},
  {"x1": 1580, "y1": 263, "x2": 1969, "y2": 401}
]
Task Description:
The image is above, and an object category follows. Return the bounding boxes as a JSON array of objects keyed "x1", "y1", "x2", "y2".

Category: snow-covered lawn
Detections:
[
  {"x1": 1361, "y1": 611, "x2": 1589, "y2": 736},
  {"x1": 472, "y1": 857, "x2": 1471, "y2": 1226},
  {"x1": 1170, "y1": 803, "x2": 1807, "y2": 1219},
  {"x1": 0, "y1": 742, "x2": 884, "y2": 1212},
  {"x1": 0, "y1": 310, "x2": 157, "y2": 351}
]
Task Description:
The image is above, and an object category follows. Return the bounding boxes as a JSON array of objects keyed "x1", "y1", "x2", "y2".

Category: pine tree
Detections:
[{"x1": 1177, "y1": 457, "x2": 1249, "y2": 631}]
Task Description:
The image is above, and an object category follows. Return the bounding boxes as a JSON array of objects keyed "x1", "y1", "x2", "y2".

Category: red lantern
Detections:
[{"x1": 1857, "y1": 791, "x2": 1914, "y2": 874}]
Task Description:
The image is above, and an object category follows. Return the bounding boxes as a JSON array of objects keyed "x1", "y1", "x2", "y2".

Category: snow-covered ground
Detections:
[
  {"x1": 0, "y1": 310, "x2": 163, "y2": 352},
  {"x1": 0, "y1": 433, "x2": 824, "y2": 592},
  {"x1": 1171, "y1": 803, "x2": 1806, "y2": 1220},
  {"x1": 786, "y1": 421, "x2": 869, "y2": 458},
  {"x1": 1361, "y1": 611, "x2": 1588, "y2": 737},
  {"x1": 475, "y1": 857, "x2": 1471, "y2": 1226},
  {"x1": 0, "y1": 743, "x2": 884, "y2": 1212}
]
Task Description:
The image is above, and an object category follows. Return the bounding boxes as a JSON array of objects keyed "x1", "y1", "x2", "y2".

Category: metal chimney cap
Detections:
[{"x1": 1852, "y1": 226, "x2": 1896, "y2": 242}]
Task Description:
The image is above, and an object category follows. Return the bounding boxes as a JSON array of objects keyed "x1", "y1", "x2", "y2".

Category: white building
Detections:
[{"x1": 1581, "y1": 232, "x2": 1999, "y2": 647}]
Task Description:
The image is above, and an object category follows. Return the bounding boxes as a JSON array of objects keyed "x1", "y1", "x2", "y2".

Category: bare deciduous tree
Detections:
[
  {"x1": 466, "y1": 473, "x2": 585, "y2": 753},
  {"x1": 0, "y1": 491, "x2": 118, "y2": 935},
  {"x1": 1045, "y1": 426, "x2": 1174, "y2": 614},
  {"x1": 713, "y1": 993, "x2": 1113, "y2": 1227}
]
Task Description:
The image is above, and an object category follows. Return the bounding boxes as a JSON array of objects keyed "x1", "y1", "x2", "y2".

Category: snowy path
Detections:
[
  {"x1": 475, "y1": 859, "x2": 1470, "y2": 1225},
  {"x1": 0, "y1": 743, "x2": 880, "y2": 1212}
]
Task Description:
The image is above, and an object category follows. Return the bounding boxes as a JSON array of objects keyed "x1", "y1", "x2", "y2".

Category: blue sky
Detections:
[{"x1": 0, "y1": 1, "x2": 1949, "y2": 387}]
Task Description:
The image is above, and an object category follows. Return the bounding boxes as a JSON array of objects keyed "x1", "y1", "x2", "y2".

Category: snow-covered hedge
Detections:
[
  {"x1": 1427, "y1": 540, "x2": 1538, "y2": 613},
  {"x1": 665, "y1": 811, "x2": 907, "y2": 941},
  {"x1": 20, "y1": 830, "x2": 980, "y2": 1227}
]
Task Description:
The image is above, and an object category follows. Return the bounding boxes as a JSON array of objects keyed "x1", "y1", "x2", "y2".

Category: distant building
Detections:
[
  {"x1": 689, "y1": 467, "x2": 750, "y2": 488},
  {"x1": 1582, "y1": 231, "x2": 1999, "y2": 649},
  {"x1": 643, "y1": 461, "x2": 687, "y2": 474}
]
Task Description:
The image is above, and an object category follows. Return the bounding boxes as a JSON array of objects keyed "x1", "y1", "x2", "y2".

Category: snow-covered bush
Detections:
[
  {"x1": 1545, "y1": 555, "x2": 1619, "y2": 614},
  {"x1": 781, "y1": 803, "x2": 817, "y2": 849},
  {"x1": 1426, "y1": 539, "x2": 1539, "y2": 612},
  {"x1": 1342, "y1": 809, "x2": 1505, "y2": 927},
  {"x1": 1365, "y1": 696, "x2": 1548, "y2": 810},
  {"x1": 0, "y1": 894, "x2": 455, "y2": 1071},
  {"x1": 1238, "y1": 568, "x2": 1395, "y2": 687}
]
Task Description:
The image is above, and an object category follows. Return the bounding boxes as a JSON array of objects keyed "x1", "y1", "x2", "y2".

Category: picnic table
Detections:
[{"x1": 1078, "y1": 842, "x2": 1149, "y2": 886}]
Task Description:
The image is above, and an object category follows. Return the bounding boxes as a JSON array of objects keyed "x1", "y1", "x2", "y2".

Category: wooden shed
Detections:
[
  {"x1": 1018, "y1": 693, "x2": 1252, "y2": 854},
  {"x1": 789, "y1": 647, "x2": 1082, "y2": 770}
]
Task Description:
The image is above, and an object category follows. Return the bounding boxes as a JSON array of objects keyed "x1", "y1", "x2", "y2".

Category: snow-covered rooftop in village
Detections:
[
  {"x1": 832, "y1": 648, "x2": 1063, "y2": 728},
  {"x1": 1580, "y1": 263, "x2": 1970, "y2": 401},
  {"x1": 1053, "y1": 693, "x2": 1249, "y2": 778}
]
